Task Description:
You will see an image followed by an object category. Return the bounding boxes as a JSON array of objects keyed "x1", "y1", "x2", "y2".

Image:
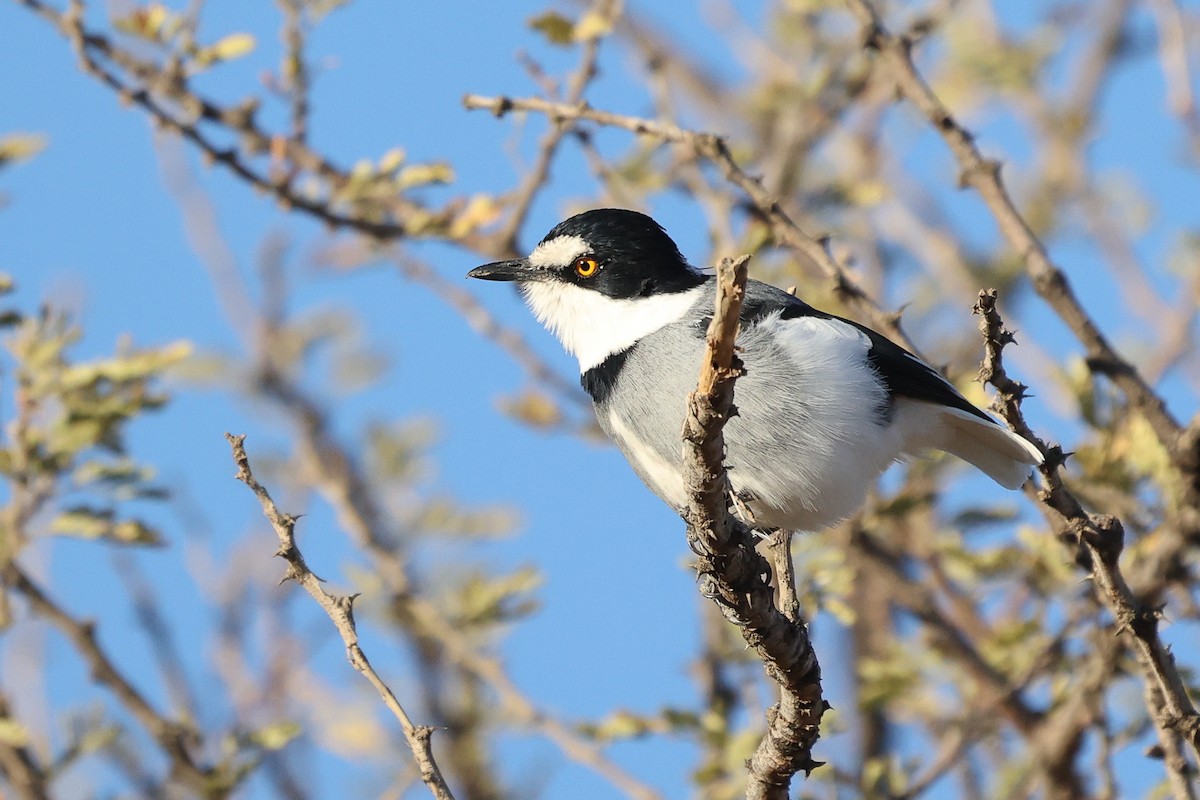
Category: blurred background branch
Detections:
[{"x1": 3, "y1": 0, "x2": 1199, "y2": 797}]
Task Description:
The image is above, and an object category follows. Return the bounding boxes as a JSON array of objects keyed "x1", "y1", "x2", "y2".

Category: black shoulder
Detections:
[
  {"x1": 743, "y1": 280, "x2": 831, "y2": 325},
  {"x1": 737, "y1": 280, "x2": 992, "y2": 422},
  {"x1": 695, "y1": 278, "x2": 831, "y2": 331},
  {"x1": 581, "y1": 347, "x2": 634, "y2": 404},
  {"x1": 849, "y1": 320, "x2": 992, "y2": 422},
  {"x1": 697, "y1": 277, "x2": 991, "y2": 421}
]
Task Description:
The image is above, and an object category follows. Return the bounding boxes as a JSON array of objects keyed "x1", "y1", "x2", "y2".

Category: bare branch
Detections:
[
  {"x1": 974, "y1": 290, "x2": 1200, "y2": 785},
  {"x1": 462, "y1": 93, "x2": 913, "y2": 350},
  {"x1": 225, "y1": 433, "x2": 457, "y2": 800},
  {"x1": 1, "y1": 562, "x2": 221, "y2": 797},
  {"x1": 680, "y1": 255, "x2": 825, "y2": 798},
  {"x1": 840, "y1": 0, "x2": 1182, "y2": 458}
]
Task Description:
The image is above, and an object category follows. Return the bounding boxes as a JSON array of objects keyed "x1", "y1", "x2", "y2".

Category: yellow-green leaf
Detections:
[
  {"x1": 0, "y1": 133, "x2": 47, "y2": 166},
  {"x1": 51, "y1": 508, "x2": 163, "y2": 546},
  {"x1": 528, "y1": 11, "x2": 574, "y2": 46},
  {"x1": 209, "y1": 32, "x2": 256, "y2": 62},
  {"x1": 113, "y1": 3, "x2": 171, "y2": 40},
  {"x1": 498, "y1": 390, "x2": 561, "y2": 429},
  {"x1": 573, "y1": 10, "x2": 612, "y2": 41},
  {"x1": 378, "y1": 147, "x2": 407, "y2": 175},
  {"x1": 0, "y1": 718, "x2": 30, "y2": 746},
  {"x1": 449, "y1": 194, "x2": 502, "y2": 239},
  {"x1": 250, "y1": 721, "x2": 302, "y2": 751},
  {"x1": 395, "y1": 162, "x2": 455, "y2": 190}
]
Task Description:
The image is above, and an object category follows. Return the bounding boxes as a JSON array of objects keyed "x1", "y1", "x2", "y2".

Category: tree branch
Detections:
[
  {"x1": 224, "y1": 433, "x2": 456, "y2": 800},
  {"x1": 841, "y1": 0, "x2": 1182, "y2": 459},
  {"x1": 680, "y1": 255, "x2": 825, "y2": 798},
  {"x1": 0, "y1": 562, "x2": 221, "y2": 796},
  {"x1": 462, "y1": 93, "x2": 913, "y2": 351},
  {"x1": 17, "y1": 0, "x2": 471, "y2": 244},
  {"x1": 974, "y1": 290, "x2": 1200, "y2": 785}
]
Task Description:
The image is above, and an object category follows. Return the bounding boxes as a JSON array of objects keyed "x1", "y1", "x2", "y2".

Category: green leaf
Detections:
[
  {"x1": 528, "y1": 11, "x2": 575, "y2": 46},
  {"x1": 250, "y1": 721, "x2": 302, "y2": 751},
  {"x1": 51, "y1": 507, "x2": 163, "y2": 546}
]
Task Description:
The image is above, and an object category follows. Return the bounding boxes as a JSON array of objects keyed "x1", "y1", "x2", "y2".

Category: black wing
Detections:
[{"x1": 721, "y1": 279, "x2": 992, "y2": 423}]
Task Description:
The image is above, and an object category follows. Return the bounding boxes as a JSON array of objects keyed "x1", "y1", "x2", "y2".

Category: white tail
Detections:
[{"x1": 900, "y1": 402, "x2": 1043, "y2": 489}]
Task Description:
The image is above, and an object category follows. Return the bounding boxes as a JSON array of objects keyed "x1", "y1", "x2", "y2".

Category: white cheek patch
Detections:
[
  {"x1": 521, "y1": 281, "x2": 706, "y2": 372},
  {"x1": 529, "y1": 235, "x2": 589, "y2": 269}
]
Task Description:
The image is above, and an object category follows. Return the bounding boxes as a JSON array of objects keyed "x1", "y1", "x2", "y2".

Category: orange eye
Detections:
[{"x1": 573, "y1": 257, "x2": 599, "y2": 278}]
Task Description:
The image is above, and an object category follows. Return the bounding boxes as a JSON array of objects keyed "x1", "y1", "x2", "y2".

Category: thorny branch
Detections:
[
  {"x1": 224, "y1": 433, "x2": 457, "y2": 800},
  {"x1": 252, "y1": 352, "x2": 663, "y2": 800},
  {"x1": 974, "y1": 290, "x2": 1200, "y2": 788},
  {"x1": 841, "y1": 0, "x2": 1186, "y2": 469},
  {"x1": 681, "y1": 255, "x2": 825, "y2": 799},
  {"x1": 11, "y1": 0, "x2": 1200, "y2": 794},
  {"x1": 18, "y1": 0, "x2": 471, "y2": 244}
]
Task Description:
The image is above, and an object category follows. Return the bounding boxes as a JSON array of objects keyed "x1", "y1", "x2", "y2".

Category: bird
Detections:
[{"x1": 468, "y1": 208, "x2": 1043, "y2": 533}]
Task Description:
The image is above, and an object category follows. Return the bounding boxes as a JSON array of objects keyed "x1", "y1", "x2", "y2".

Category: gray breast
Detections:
[{"x1": 590, "y1": 292, "x2": 894, "y2": 525}]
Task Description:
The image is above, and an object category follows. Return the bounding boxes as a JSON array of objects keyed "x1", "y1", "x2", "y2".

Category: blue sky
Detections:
[{"x1": 3, "y1": 1, "x2": 1199, "y2": 798}]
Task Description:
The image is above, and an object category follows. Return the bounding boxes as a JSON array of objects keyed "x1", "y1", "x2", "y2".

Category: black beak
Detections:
[{"x1": 467, "y1": 258, "x2": 538, "y2": 282}]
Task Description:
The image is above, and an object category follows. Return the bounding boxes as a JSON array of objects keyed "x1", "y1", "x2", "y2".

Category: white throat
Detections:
[{"x1": 521, "y1": 281, "x2": 706, "y2": 372}]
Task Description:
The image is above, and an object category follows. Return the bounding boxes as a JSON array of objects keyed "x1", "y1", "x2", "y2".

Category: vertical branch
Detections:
[
  {"x1": 224, "y1": 434, "x2": 457, "y2": 800},
  {"x1": 974, "y1": 290, "x2": 1200, "y2": 785},
  {"x1": 0, "y1": 694, "x2": 50, "y2": 800},
  {"x1": 681, "y1": 255, "x2": 825, "y2": 799},
  {"x1": 841, "y1": 0, "x2": 1182, "y2": 456},
  {"x1": 277, "y1": 0, "x2": 310, "y2": 150}
]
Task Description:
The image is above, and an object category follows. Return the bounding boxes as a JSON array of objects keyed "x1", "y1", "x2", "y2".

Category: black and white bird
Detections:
[{"x1": 469, "y1": 208, "x2": 1042, "y2": 532}]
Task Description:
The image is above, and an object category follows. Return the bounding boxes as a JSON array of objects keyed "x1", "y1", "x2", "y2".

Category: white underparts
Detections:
[
  {"x1": 521, "y1": 281, "x2": 706, "y2": 372},
  {"x1": 606, "y1": 411, "x2": 687, "y2": 507}
]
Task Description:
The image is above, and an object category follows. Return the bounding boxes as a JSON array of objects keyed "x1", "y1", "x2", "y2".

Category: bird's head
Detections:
[{"x1": 468, "y1": 209, "x2": 707, "y2": 371}]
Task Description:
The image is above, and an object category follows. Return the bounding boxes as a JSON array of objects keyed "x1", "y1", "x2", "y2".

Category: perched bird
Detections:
[{"x1": 469, "y1": 208, "x2": 1042, "y2": 532}]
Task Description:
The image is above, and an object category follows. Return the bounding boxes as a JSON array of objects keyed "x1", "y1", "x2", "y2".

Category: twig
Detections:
[
  {"x1": 224, "y1": 433, "x2": 456, "y2": 800},
  {"x1": 973, "y1": 290, "x2": 1200, "y2": 782},
  {"x1": 17, "y1": 0, "x2": 469, "y2": 244},
  {"x1": 840, "y1": 0, "x2": 1181, "y2": 458},
  {"x1": 490, "y1": 0, "x2": 613, "y2": 253},
  {"x1": 254, "y1": 352, "x2": 662, "y2": 800},
  {"x1": 0, "y1": 693, "x2": 51, "y2": 800},
  {"x1": 277, "y1": 0, "x2": 309, "y2": 150},
  {"x1": 680, "y1": 254, "x2": 824, "y2": 799},
  {"x1": 0, "y1": 562, "x2": 221, "y2": 796}
]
